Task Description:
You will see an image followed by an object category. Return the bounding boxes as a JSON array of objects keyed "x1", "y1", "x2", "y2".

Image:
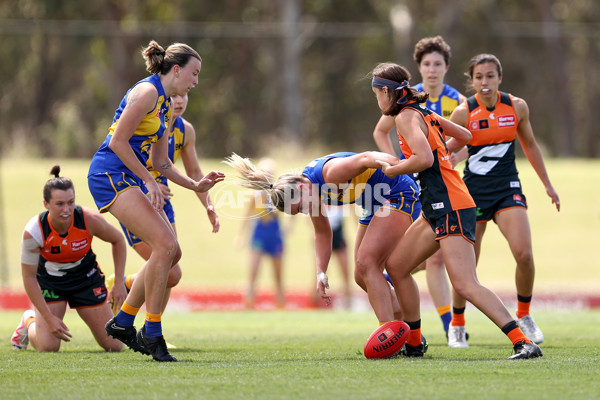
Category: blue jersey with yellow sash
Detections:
[
  {"x1": 88, "y1": 74, "x2": 172, "y2": 177},
  {"x1": 148, "y1": 116, "x2": 186, "y2": 185},
  {"x1": 413, "y1": 83, "x2": 461, "y2": 120},
  {"x1": 301, "y1": 152, "x2": 419, "y2": 216}
]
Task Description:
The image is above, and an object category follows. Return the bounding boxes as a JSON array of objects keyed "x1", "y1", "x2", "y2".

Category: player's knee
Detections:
[
  {"x1": 514, "y1": 248, "x2": 534, "y2": 268},
  {"x1": 103, "y1": 341, "x2": 124, "y2": 352},
  {"x1": 167, "y1": 265, "x2": 182, "y2": 288},
  {"x1": 35, "y1": 343, "x2": 61, "y2": 352}
]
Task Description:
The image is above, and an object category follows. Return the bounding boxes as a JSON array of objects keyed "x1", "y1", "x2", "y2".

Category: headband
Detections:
[{"x1": 371, "y1": 76, "x2": 410, "y2": 104}]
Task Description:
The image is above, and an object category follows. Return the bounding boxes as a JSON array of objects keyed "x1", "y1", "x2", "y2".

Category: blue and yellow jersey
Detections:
[
  {"x1": 413, "y1": 83, "x2": 461, "y2": 120},
  {"x1": 148, "y1": 116, "x2": 186, "y2": 185},
  {"x1": 88, "y1": 74, "x2": 172, "y2": 177},
  {"x1": 301, "y1": 152, "x2": 418, "y2": 213}
]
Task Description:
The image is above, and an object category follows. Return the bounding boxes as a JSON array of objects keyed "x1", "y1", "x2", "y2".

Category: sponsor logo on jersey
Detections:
[
  {"x1": 71, "y1": 239, "x2": 89, "y2": 252},
  {"x1": 498, "y1": 114, "x2": 516, "y2": 127},
  {"x1": 50, "y1": 246, "x2": 61, "y2": 254},
  {"x1": 432, "y1": 202, "x2": 445, "y2": 210},
  {"x1": 469, "y1": 119, "x2": 489, "y2": 131},
  {"x1": 510, "y1": 181, "x2": 521, "y2": 188},
  {"x1": 435, "y1": 226, "x2": 445, "y2": 235}
]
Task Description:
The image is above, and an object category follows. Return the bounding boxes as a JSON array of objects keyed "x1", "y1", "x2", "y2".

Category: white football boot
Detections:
[
  {"x1": 517, "y1": 314, "x2": 544, "y2": 344},
  {"x1": 447, "y1": 325, "x2": 469, "y2": 348}
]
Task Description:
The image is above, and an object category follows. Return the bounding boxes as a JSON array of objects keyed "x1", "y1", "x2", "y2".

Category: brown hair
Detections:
[
  {"x1": 466, "y1": 53, "x2": 503, "y2": 79},
  {"x1": 142, "y1": 40, "x2": 202, "y2": 75},
  {"x1": 224, "y1": 153, "x2": 303, "y2": 213},
  {"x1": 370, "y1": 62, "x2": 429, "y2": 116},
  {"x1": 43, "y1": 165, "x2": 74, "y2": 202},
  {"x1": 413, "y1": 35, "x2": 452, "y2": 66}
]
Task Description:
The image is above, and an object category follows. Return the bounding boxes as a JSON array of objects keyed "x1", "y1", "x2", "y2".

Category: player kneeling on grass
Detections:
[{"x1": 11, "y1": 166, "x2": 126, "y2": 352}]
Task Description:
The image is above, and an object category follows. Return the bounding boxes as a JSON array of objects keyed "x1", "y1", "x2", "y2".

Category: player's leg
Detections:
[
  {"x1": 271, "y1": 255, "x2": 285, "y2": 308},
  {"x1": 494, "y1": 207, "x2": 543, "y2": 343},
  {"x1": 449, "y1": 221, "x2": 486, "y2": 347},
  {"x1": 385, "y1": 216, "x2": 438, "y2": 354},
  {"x1": 77, "y1": 304, "x2": 123, "y2": 351},
  {"x1": 424, "y1": 249, "x2": 452, "y2": 334},
  {"x1": 28, "y1": 302, "x2": 68, "y2": 352},
  {"x1": 354, "y1": 208, "x2": 412, "y2": 323},
  {"x1": 107, "y1": 188, "x2": 180, "y2": 361},
  {"x1": 246, "y1": 249, "x2": 262, "y2": 308}
]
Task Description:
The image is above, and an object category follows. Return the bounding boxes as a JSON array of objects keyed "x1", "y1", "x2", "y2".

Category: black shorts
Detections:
[
  {"x1": 423, "y1": 208, "x2": 476, "y2": 244},
  {"x1": 37, "y1": 267, "x2": 108, "y2": 309},
  {"x1": 331, "y1": 225, "x2": 346, "y2": 250},
  {"x1": 476, "y1": 193, "x2": 527, "y2": 222}
]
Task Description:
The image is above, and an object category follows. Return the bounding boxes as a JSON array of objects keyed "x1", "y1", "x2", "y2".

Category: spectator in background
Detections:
[{"x1": 235, "y1": 158, "x2": 286, "y2": 309}]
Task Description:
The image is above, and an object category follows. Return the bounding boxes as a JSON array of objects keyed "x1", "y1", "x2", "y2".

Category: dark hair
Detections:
[
  {"x1": 371, "y1": 62, "x2": 429, "y2": 116},
  {"x1": 466, "y1": 53, "x2": 503, "y2": 79},
  {"x1": 43, "y1": 165, "x2": 74, "y2": 202},
  {"x1": 142, "y1": 40, "x2": 202, "y2": 75},
  {"x1": 413, "y1": 35, "x2": 452, "y2": 66}
]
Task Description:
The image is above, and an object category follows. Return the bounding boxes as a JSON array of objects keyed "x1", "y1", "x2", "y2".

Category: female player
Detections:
[
  {"x1": 373, "y1": 36, "x2": 466, "y2": 339},
  {"x1": 87, "y1": 40, "x2": 224, "y2": 362},
  {"x1": 449, "y1": 54, "x2": 560, "y2": 346},
  {"x1": 371, "y1": 62, "x2": 542, "y2": 359},
  {"x1": 112, "y1": 93, "x2": 219, "y2": 318},
  {"x1": 11, "y1": 166, "x2": 126, "y2": 352},
  {"x1": 225, "y1": 151, "x2": 424, "y2": 353}
]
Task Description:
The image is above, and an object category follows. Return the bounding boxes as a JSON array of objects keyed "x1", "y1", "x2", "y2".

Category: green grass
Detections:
[
  {"x1": 1, "y1": 309, "x2": 599, "y2": 400},
  {"x1": 1, "y1": 156, "x2": 599, "y2": 295}
]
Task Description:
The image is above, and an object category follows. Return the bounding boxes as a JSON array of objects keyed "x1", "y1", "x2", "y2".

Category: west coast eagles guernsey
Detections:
[
  {"x1": 413, "y1": 83, "x2": 462, "y2": 120},
  {"x1": 301, "y1": 152, "x2": 419, "y2": 216},
  {"x1": 463, "y1": 91, "x2": 522, "y2": 208},
  {"x1": 147, "y1": 116, "x2": 186, "y2": 185},
  {"x1": 88, "y1": 74, "x2": 172, "y2": 178},
  {"x1": 396, "y1": 102, "x2": 475, "y2": 219},
  {"x1": 24, "y1": 206, "x2": 99, "y2": 287}
]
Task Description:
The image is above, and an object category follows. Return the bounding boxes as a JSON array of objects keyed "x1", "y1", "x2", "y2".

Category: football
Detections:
[{"x1": 363, "y1": 321, "x2": 410, "y2": 359}]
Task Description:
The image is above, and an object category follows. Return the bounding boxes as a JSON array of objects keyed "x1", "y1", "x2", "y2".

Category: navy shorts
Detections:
[
  {"x1": 87, "y1": 172, "x2": 143, "y2": 212},
  {"x1": 423, "y1": 208, "x2": 476, "y2": 244},
  {"x1": 476, "y1": 193, "x2": 527, "y2": 222},
  {"x1": 37, "y1": 267, "x2": 108, "y2": 309},
  {"x1": 359, "y1": 196, "x2": 422, "y2": 226}
]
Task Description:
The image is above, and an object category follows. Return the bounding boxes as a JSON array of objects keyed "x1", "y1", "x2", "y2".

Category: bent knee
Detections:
[{"x1": 167, "y1": 265, "x2": 182, "y2": 288}]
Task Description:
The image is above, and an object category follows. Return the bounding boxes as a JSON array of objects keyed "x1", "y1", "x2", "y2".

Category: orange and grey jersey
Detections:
[
  {"x1": 24, "y1": 206, "x2": 99, "y2": 285},
  {"x1": 397, "y1": 102, "x2": 475, "y2": 219},
  {"x1": 463, "y1": 91, "x2": 522, "y2": 207}
]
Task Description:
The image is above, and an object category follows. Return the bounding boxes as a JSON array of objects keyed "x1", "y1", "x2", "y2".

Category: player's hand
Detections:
[
  {"x1": 375, "y1": 160, "x2": 396, "y2": 178},
  {"x1": 159, "y1": 183, "x2": 173, "y2": 201},
  {"x1": 316, "y1": 271, "x2": 331, "y2": 306},
  {"x1": 146, "y1": 180, "x2": 165, "y2": 211},
  {"x1": 206, "y1": 205, "x2": 220, "y2": 233},
  {"x1": 193, "y1": 171, "x2": 226, "y2": 193},
  {"x1": 109, "y1": 281, "x2": 128, "y2": 314},
  {"x1": 47, "y1": 315, "x2": 72, "y2": 342},
  {"x1": 547, "y1": 186, "x2": 560, "y2": 212}
]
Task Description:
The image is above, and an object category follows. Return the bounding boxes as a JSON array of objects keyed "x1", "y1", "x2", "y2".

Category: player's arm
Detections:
[
  {"x1": 152, "y1": 131, "x2": 225, "y2": 195},
  {"x1": 83, "y1": 207, "x2": 128, "y2": 312},
  {"x1": 377, "y1": 110, "x2": 434, "y2": 177},
  {"x1": 514, "y1": 97, "x2": 560, "y2": 211},
  {"x1": 449, "y1": 103, "x2": 471, "y2": 167},
  {"x1": 322, "y1": 152, "x2": 400, "y2": 184},
  {"x1": 310, "y1": 212, "x2": 333, "y2": 306},
  {"x1": 372, "y1": 115, "x2": 397, "y2": 156},
  {"x1": 438, "y1": 116, "x2": 472, "y2": 153},
  {"x1": 20, "y1": 231, "x2": 72, "y2": 341},
  {"x1": 179, "y1": 119, "x2": 219, "y2": 232}
]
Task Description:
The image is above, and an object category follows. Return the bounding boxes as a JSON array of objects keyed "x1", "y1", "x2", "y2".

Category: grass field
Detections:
[
  {"x1": 0, "y1": 156, "x2": 598, "y2": 296},
  {"x1": 1, "y1": 309, "x2": 599, "y2": 400}
]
